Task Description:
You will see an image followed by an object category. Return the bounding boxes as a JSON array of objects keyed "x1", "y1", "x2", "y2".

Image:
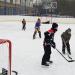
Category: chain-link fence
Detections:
[{"x1": 0, "y1": 0, "x2": 75, "y2": 17}]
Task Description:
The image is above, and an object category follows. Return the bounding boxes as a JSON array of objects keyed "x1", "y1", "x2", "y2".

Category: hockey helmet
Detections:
[{"x1": 52, "y1": 23, "x2": 58, "y2": 29}]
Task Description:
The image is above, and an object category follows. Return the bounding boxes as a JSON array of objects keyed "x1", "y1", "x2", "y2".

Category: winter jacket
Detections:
[
  {"x1": 43, "y1": 28, "x2": 55, "y2": 47},
  {"x1": 22, "y1": 20, "x2": 26, "y2": 25},
  {"x1": 35, "y1": 21, "x2": 41, "y2": 28},
  {"x1": 61, "y1": 29, "x2": 71, "y2": 43}
]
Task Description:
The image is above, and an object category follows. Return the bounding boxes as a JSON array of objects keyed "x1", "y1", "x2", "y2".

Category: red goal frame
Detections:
[{"x1": 0, "y1": 39, "x2": 12, "y2": 75}]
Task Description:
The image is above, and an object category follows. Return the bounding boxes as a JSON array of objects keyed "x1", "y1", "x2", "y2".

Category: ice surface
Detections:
[{"x1": 0, "y1": 21, "x2": 75, "y2": 75}]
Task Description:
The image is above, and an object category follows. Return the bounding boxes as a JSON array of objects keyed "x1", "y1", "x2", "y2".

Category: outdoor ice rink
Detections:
[{"x1": 0, "y1": 16, "x2": 75, "y2": 75}]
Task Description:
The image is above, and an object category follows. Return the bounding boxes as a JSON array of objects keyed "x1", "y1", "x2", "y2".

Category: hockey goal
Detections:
[{"x1": 0, "y1": 39, "x2": 12, "y2": 75}]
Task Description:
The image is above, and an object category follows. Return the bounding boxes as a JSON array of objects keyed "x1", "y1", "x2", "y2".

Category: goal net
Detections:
[{"x1": 0, "y1": 39, "x2": 12, "y2": 75}]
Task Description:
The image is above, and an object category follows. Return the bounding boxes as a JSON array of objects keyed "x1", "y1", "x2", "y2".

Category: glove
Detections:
[
  {"x1": 44, "y1": 31, "x2": 49, "y2": 36},
  {"x1": 51, "y1": 41, "x2": 56, "y2": 49},
  {"x1": 52, "y1": 44, "x2": 56, "y2": 49}
]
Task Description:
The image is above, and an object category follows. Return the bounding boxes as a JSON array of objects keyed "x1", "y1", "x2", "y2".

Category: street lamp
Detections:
[
  {"x1": 50, "y1": 1, "x2": 57, "y2": 24},
  {"x1": 4, "y1": 0, "x2": 6, "y2": 15},
  {"x1": 25, "y1": 0, "x2": 26, "y2": 15}
]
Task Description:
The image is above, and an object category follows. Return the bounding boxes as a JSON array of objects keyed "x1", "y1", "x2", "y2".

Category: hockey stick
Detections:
[
  {"x1": 12, "y1": 71, "x2": 18, "y2": 75},
  {"x1": 55, "y1": 48, "x2": 75, "y2": 62}
]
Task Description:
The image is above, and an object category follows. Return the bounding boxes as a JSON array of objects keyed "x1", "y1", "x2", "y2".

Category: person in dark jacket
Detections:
[
  {"x1": 33, "y1": 18, "x2": 41, "y2": 39},
  {"x1": 22, "y1": 19, "x2": 26, "y2": 30},
  {"x1": 61, "y1": 28, "x2": 71, "y2": 55},
  {"x1": 41, "y1": 23, "x2": 58, "y2": 66}
]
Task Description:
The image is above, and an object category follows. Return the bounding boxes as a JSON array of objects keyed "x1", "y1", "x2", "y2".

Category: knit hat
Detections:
[
  {"x1": 66, "y1": 28, "x2": 71, "y2": 32},
  {"x1": 67, "y1": 28, "x2": 71, "y2": 32}
]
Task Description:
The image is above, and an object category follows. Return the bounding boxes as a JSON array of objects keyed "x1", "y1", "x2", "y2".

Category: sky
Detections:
[{"x1": 0, "y1": 18, "x2": 75, "y2": 75}]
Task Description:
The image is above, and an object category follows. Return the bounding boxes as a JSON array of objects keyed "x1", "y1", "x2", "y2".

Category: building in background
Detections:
[
  {"x1": 0, "y1": 0, "x2": 20, "y2": 15},
  {"x1": 0, "y1": 0, "x2": 75, "y2": 17},
  {"x1": 0, "y1": 0, "x2": 34, "y2": 15},
  {"x1": 0, "y1": 0, "x2": 57, "y2": 15}
]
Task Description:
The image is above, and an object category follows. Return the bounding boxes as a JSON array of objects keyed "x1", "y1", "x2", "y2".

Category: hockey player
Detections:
[
  {"x1": 41, "y1": 23, "x2": 58, "y2": 66},
  {"x1": 22, "y1": 19, "x2": 26, "y2": 30},
  {"x1": 61, "y1": 28, "x2": 71, "y2": 55},
  {"x1": 33, "y1": 18, "x2": 41, "y2": 39}
]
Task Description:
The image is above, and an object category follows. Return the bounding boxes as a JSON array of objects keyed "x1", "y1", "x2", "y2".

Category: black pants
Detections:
[
  {"x1": 33, "y1": 28, "x2": 41, "y2": 39},
  {"x1": 22, "y1": 24, "x2": 26, "y2": 30},
  {"x1": 42, "y1": 44, "x2": 51, "y2": 64},
  {"x1": 62, "y1": 41, "x2": 71, "y2": 55}
]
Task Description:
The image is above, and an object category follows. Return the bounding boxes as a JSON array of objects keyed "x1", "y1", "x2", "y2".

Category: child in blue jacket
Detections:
[{"x1": 33, "y1": 18, "x2": 41, "y2": 39}]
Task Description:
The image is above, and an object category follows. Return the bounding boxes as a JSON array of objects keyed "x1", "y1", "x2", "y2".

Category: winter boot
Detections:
[
  {"x1": 47, "y1": 61, "x2": 53, "y2": 64},
  {"x1": 41, "y1": 62, "x2": 49, "y2": 66}
]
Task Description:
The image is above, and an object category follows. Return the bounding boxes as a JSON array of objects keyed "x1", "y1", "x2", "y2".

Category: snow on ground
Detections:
[{"x1": 0, "y1": 21, "x2": 75, "y2": 75}]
